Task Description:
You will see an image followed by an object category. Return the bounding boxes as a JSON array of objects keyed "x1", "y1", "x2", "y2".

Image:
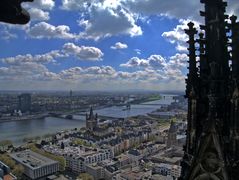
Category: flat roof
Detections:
[
  {"x1": 151, "y1": 155, "x2": 182, "y2": 164},
  {"x1": 86, "y1": 163, "x2": 103, "y2": 170},
  {"x1": 10, "y1": 150, "x2": 58, "y2": 170},
  {"x1": 121, "y1": 169, "x2": 150, "y2": 179},
  {"x1": 156, "y1": 163, "x2": 172, "y2": 169},
  {"x1": 116, "y1": 154, "x2": 129, "y2": 161}
]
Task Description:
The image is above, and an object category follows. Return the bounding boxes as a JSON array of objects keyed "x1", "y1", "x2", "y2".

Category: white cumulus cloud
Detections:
[
  {"x1": 1, "y1": 50, "x2": 66, "y2": 65},
  {"x1": 121, "y1": 55, "x2": 166, "y2": 69},
  {"x1": 162, "y1": 19, "x2": 200, "y2": 52},
  {"x1": 120, "y1": 53, "x2": 188, "y2": 82},
  {"x1": 1, "y1": 43, "x2": 104, "y2": 64},
  {"x1": 77, "y1": 1, "x2": 142, "y2": 40},
  {"x1": 28, "y1": 22, "x2": 79, "y2": 39},
  {"x1": 23, "y1": 0, "x2": 55, "y2": 10},
  {"x1": 63, "y1": 43, "x2": 104, "y2": 61},
  {"x1": 61, "y1": 0, "x2": 90, "y2": 11},
  {"x1": 28, "y1": 8, "x2": 50, "y2": 21},
  {"x1": 111, "y1": 42, "x2": 128, "y2": 50}
]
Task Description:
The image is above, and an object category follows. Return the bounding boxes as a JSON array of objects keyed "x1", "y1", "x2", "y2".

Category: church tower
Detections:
[
  {"x1": 167, "y1": 120, "x2": 177, "y2": 148},
  {"x1": 86, "y1": 107, "x2": 98, "y2": 131}
]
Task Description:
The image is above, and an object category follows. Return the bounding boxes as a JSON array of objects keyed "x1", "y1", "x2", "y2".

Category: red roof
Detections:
[{"x1": 4, "y1": 174, "x2": 14, "y2": 180}]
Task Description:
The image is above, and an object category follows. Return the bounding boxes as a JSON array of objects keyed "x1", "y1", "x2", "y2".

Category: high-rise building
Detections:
[
  {"x1": 18, "y1": 93, "x2": 31, "y2": 113},
  {"x1": 181, "y1": 0, "x2": 239, "y2": 179},
  {"x1": 86, "y1": 107, "x2": 98, "y2": 131}
]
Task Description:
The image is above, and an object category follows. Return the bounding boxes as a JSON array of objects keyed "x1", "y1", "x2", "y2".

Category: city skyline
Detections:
[{"x1": 0, "y1": 0, "x2": 238, "y2": 91}]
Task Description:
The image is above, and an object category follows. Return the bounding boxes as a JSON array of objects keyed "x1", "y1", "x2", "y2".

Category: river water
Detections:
[
  {"x1": 0, "y1": 95, "x2": 175, "y2": 145},
  {"x1": 89, "y1": 95, "x2": 175, "y2": 118},
  {"x1": 0, "y1": 117, "x2": 86, "y2": 145}
]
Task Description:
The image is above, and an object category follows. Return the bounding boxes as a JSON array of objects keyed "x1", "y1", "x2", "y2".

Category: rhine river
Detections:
[{"x1": 0, "y1": 95, "x2": 175, "y2": 145}]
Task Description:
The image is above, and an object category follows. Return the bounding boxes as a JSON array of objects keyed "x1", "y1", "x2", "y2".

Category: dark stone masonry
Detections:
[{"x1": 181, "y1": 0, "x2": 239, "y2": 179}]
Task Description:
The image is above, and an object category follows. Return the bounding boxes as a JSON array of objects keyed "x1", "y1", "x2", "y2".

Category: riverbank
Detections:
[
  {"x1": 0, "y1": 97, "x2": 175, "y2": 145},
  {"x1": 0, "y1": 114, "x2": 49, "y2": 123}
]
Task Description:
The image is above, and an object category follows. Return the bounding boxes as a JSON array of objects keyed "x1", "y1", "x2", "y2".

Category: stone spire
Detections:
[
  {"x1": 184, "y1": 22, "x2": 199, "y2": 157},
  {"x1": 198, "y1": 32, "x2": 209, "y2": 79},
  {"x1": 181, "y1": 0, "x2": 235, "y2": 179},
  {"x1": 89, "y1": 106, "x2": 94, "y2": 119},
  {"x1": 200, "y1": 0, "x2": 230, "y2": 80},
  {"x1": 230, "y1": 15, "x2": 239, "y2": 81},
  {"x1": 228, "y1": 15, "x2": 239, "y2": 166},
  {"x1": 86, "y1": 107, "x2": 98, "y2": 131},
  {"x1": 185, "y1": 22, "x2": 198, "y2": 98}
]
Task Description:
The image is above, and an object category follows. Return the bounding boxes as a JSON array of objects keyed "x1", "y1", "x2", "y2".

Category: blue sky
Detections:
[{"x1": 0, "y1": 0, "x2": 238, "y2": 91}]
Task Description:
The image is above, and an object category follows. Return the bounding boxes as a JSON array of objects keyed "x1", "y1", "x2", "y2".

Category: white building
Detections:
[
  {"x1": 171, "y1": 165, "x2": 181, "y2": 178},
  {"x1": 153, "y1": 163, "x2": 181, "y2": 179},
  {"x1": 85, "y1": 163, "x2": 105, "y2": 180},
  {"x1": 10, "y1": 150, "x2": 59, "y2": 180},
  {"x1": 65, "y1": 148, "x2": 113, "y2": 173}
]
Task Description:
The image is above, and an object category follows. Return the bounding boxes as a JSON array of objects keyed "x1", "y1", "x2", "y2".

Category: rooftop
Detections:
[
  {"x1": 151, "y1": 154, "x2": 182, "y2": 164},
  {"x1": 156, "y1": 163, "x2": 172, "y2": 169},
  {"x1": 116, "y1": 154, "x2": 130, "y2": 162},
  {"x1": 3, "y1": 174, "x2": 15, "y2": 180},
  {"x1": 10, "y1": 150, "x2": 58, "y2": 170},
  {"x1": 120, "y1": 168, "x2": 151, "y2": 179}
]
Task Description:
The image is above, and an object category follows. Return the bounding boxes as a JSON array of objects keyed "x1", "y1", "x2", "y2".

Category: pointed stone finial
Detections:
[
  {"x1": 89, "y1": 106, "x2": 94, "y2": 117},
  {"x1": 185, "y1": 22, "x2": 197, "y2": 35},
  {"x1": 230, "y1": 15, "x2": 237, "y2": 24},
  {"x1": 198, "y1": 32, "x2": 205, "y2": 54}
]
